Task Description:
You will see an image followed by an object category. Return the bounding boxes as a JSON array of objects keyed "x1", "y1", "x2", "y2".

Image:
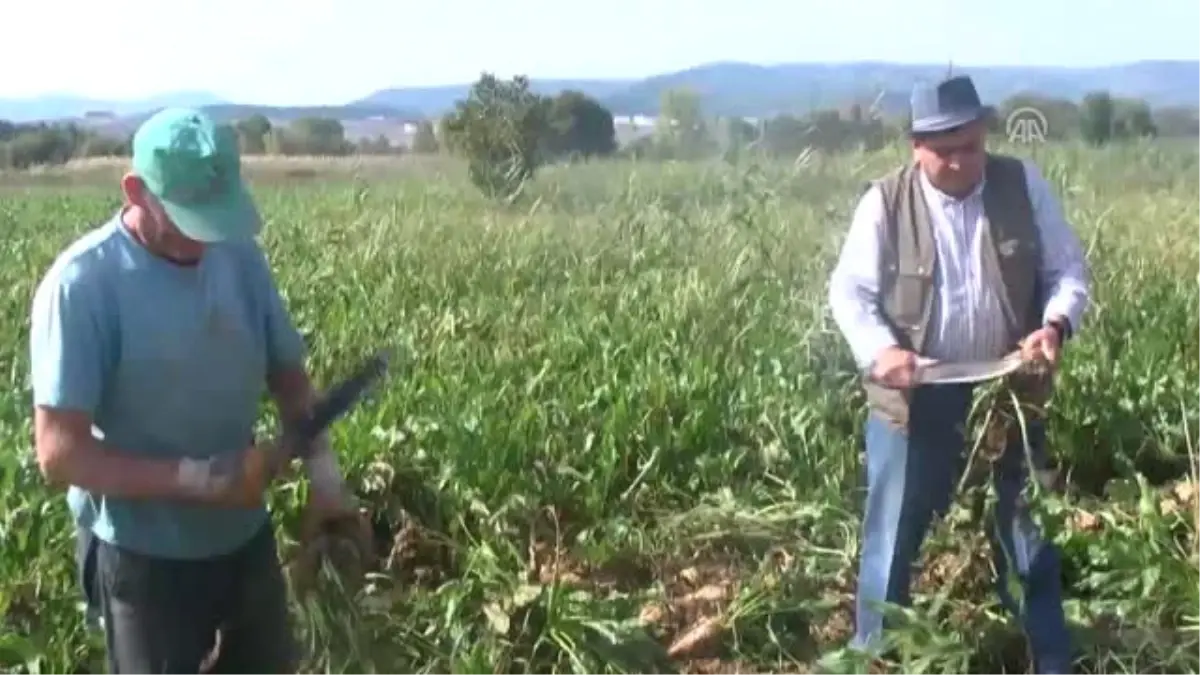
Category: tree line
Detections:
[
  {"x1": 1, "y1": 75, "x2": 1197, "y2": 173},
  {"x1": 0, "y1": 82, "x2": 617, "y2": 172},
  {"x1": 0, "y1": 115, "x2": 427, "y2": 170}
]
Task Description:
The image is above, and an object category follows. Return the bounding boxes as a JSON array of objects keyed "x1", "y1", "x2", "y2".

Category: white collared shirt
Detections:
[{"x1": 828, "y1": 158, "x2": 1091, "y2": 368}]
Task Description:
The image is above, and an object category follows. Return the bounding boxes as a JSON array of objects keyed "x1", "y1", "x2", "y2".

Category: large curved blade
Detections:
[
  {"x1": 914, "y1": 350, "x2": 1025, "y2": 385},
  {"x1": 287, "y1": 348, "x2": 394, "y2": 457}
]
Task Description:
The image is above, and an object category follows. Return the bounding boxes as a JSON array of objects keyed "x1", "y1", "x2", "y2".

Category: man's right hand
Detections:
[
  {"x1": 174, "y1": 440, "x2": 285, "y2": 508},
  {"x1": 869, "y1": 346, "x2": 920, "y2": 389}
]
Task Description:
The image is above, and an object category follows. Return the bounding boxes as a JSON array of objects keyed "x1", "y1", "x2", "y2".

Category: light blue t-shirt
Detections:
[{"x1": 30, "y1": 213, "x2": 306, "y2": 560}]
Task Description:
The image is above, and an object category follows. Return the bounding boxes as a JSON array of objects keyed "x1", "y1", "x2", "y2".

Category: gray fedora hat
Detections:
[{"x1": 909, "y1": 75, "x2": 995, "y2": 135}]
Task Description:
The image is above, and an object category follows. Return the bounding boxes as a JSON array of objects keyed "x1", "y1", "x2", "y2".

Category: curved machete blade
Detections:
[
  {"x1": 286, "y1": 348, "x2": 394, "y2": 458},
  {"x1": 913, "y1": 350, "x2": 1025, "y2": 385}
]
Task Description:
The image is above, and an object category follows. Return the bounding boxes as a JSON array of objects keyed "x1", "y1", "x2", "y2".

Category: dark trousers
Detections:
[
  {"x1": 851, "y1": 383, "x2": 1073, "y2": 674},
  {"x1": 77, "y1": 524, "x2": 297, "y2": 674}
]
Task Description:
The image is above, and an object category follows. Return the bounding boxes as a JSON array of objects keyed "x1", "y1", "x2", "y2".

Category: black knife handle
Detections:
[{"x1": 284, "y1": 349, "x2": 392, "y2": 458}]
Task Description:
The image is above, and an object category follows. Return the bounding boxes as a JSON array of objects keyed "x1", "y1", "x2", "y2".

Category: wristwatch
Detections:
[{"x1": 1046, "y1": 317, "x2": 1072, "y2": 343}]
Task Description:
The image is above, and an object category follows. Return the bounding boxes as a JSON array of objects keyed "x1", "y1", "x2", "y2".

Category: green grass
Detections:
[{"x1": 0, "y1": 141, "x2": 1197, "y2": 674}]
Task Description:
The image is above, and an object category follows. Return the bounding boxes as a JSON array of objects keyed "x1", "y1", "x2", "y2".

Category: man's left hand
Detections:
[
  {"x1": 1020, "y1": 323, "x2": 1063, "y2": 367},
  {"x1": 295, "y1": 431, "x2": 368, "y2": 544},
  {"x1": 302, "y1": 488, "x2": 371, "y2": 545},
  {"x1": 300, "y1": 486, "x2": 374, "y2": 576}
]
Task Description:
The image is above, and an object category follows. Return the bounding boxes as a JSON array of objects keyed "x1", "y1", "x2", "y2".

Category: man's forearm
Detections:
[
  {"x1": 268, "y1": 365, "x2": 346, "y2": 496},
  {"x1": 1026, "y1": 159, "x2": 1091, "y2": 337},
  {"x1": 41, "y1": 436, "x2": 202, "y2": 502},
  {"x1": 268, "y1": 365, "x2": 318, "y2": 424},
  {"x1": 828, "y1": 188, "x2": 900, "y2": 370},
  {"x1": 1042, "y1": 279, "x2": 1088, "y2": 337},
  {"x1": 828, "y1": 278, "x2": 899, "y2": 370}
]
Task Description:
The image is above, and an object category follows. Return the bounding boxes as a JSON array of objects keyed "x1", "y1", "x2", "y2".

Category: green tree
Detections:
[
  {"x1": 8, "y1": 120, "x2": 147, "y2": 162},
  {"x1": 0, "y1": 120, "x2": 21, "y2": 142},
  {"x1": 357, "y1": 134, "x2": 394, "y2": 154},
  {"x1": 716, "y1": 116, "x2": 760, "y2": 162},
  {"x1": 264, "y1": 128, "x2": 291, "y2": 155},
  {"x1": 440, "y1": 73, "x2": 549, "y2": 200},
  {"x1": 0, "y1": 124, "x2": 79, "y2": 169},
  {"x1": 996, "y1": 93, "x2": 1079, "y2": 141},
  {"x1": 287, "y1": 117, "x2": 350, "y2": 155},
  {"x1": 1120, "y1": 100, "x2": 1157, "y2": 138},
  {"x1": 543, "y1": 90, "x2": 616, "y2": 160},
  {"x1": 411, "y1": 120, "x2": 439, "y2": 154},
  {"x1": 1153, "y1": 105, "x2": 1200, "y2": 138},
  {"x1": 1079, "y1": 91, "x2": 1115, "y2": 145},
  {"x1": 234, "y1": 114, "x2": 272, "y2": 154},
  {"x1": 78, "y1": 133, "x2": 130, "y2": 157},
  {"x1": 760, "y1": 114, "x2": 811, "y2": 158},
  {"x1": 655, "y1": 87, "x2": 712, "y2": 159}
]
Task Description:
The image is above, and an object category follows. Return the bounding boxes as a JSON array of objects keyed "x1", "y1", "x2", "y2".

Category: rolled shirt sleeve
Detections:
[
  {"x1": 1021, "y1": 159, "x2": 1091, "y2": 334},
  {"x1": 827, "y1": 185, "x2": 899, "y2": 370}
]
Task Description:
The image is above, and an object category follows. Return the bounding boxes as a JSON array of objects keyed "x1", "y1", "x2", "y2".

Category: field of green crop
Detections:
[{"x1": 0, "y1": 142, "x2": 1197, "y2": 674}]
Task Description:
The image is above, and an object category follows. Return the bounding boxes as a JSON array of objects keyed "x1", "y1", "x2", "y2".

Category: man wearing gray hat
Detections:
[{"x1": 827, "y1": 75, "x2": 1090, "y2": 673}]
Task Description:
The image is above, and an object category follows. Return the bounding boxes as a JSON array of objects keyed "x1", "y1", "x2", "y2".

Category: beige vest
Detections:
[{"x1": 863, "y1": 153, "x2": 1046, "y2": 428}]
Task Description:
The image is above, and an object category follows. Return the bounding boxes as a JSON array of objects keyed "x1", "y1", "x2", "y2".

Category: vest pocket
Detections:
[{"x1": 890, "y1": 270, "x2": 933, "y2": 331}]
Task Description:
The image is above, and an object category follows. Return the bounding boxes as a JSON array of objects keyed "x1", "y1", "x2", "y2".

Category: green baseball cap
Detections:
[{"x1": 131, "y1": 107, "x2": 261, "y2": 243}]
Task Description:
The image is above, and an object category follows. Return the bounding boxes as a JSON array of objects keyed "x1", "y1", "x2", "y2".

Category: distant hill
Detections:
[
  {"x1": 193, "y1": 103, "x2": 419, "y2": 123},
  {"x1": 0, "y1": 91, "x2": 229, "y2": 123},
  {"x1": 42, "y1": 102, "x2": 424, "y2": 144},
  {"x1": 3, "y1": 60, "x2": 1196, "y2": 126},
  {"x1": 352, "y1": 78, "x2": 637, "y2": 117},
  {"x1": 595, "y1": 60, "x2": 1200, "y2": 118},
  {"x1": 601, "y1": 62, "x2": 900, "y2": 118},
  {"x1": 68, "y1": 103, "x2": 421, "y2": 140}
]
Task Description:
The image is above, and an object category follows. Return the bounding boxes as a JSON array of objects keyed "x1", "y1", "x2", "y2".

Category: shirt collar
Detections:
[{"x1": 918, "y1": 166, "x2": 985, "y2": 205}]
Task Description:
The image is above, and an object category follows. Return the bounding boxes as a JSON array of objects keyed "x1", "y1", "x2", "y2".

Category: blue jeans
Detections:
[{"x1": 852, "y1": 383, "x2": 1073, "y2": 674}]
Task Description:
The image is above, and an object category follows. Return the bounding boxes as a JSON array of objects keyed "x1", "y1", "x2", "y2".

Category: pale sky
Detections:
[{"x1": 3, "y1": 0, "x2": 1197, "y2": 105}]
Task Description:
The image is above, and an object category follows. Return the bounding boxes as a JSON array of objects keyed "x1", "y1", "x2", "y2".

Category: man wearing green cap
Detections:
[{"x1": 30, "y1": 107, "x2": 364, "y2": 673}]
